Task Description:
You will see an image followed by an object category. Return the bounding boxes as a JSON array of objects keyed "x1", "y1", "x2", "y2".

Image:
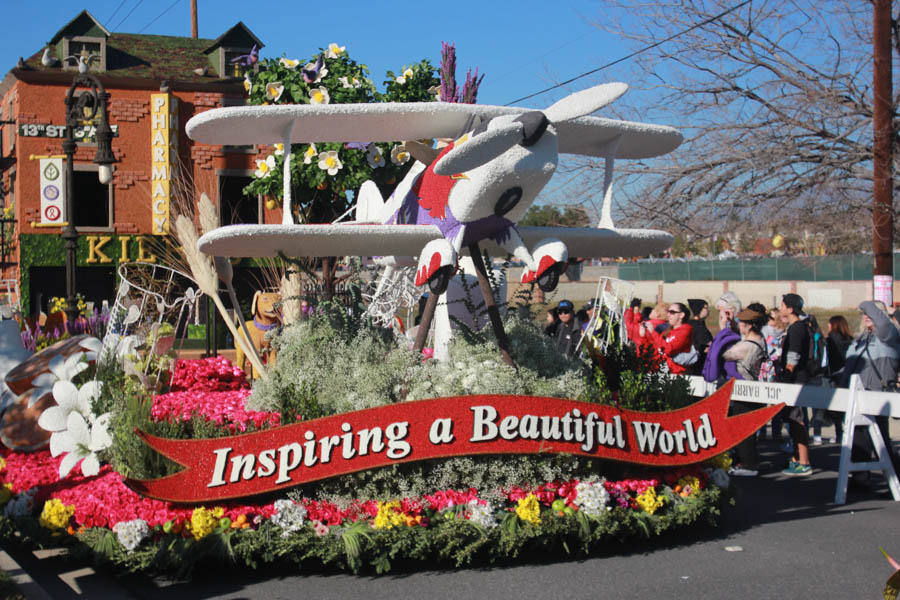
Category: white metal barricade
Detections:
[{"x1": 687, "y1": 375, "x2": 900, "y2": 504}]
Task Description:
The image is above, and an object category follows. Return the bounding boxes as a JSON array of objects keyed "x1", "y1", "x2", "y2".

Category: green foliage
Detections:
[
  {"x1": 519, "y1": 204, "x2": 591, "y2": 228},
  {"x1": 242, "y1": 48, "x2": 439, "y2": 224},
  {"x1": 0, "y1": 484, "x2": 730, "y2": 577},
  {"x1": 587, "y1": 342, "x2": 695, "y2": 412}
]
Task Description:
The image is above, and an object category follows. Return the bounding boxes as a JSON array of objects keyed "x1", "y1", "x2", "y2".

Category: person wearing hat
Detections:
[
  {"x1": 719, "y1": 305, "x2": 769, "y2": 476},
  {"x1": 687, "y1": 299, "x2": 712, "y2": 375},
  {"x1": 549, "y1": 299, "x2": 581, "y2": 357}
]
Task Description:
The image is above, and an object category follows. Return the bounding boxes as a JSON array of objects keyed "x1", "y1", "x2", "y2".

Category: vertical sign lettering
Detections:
[{"x1": 150, "y1": 93, "x2": 178, "y2": 235}]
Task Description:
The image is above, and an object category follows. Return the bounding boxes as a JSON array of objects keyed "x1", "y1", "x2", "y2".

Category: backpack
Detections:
[{"x1": 805, "y1": 319, "x2": 827, "y2": 377}]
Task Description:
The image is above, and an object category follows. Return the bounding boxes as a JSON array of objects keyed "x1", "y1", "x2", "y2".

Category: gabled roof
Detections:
[
  {"x1": 203, "y1": 22, "x2": 264, "y2": 54},
  {"x1": 49, "y1": 10, "x2": 110, "y2": 45}
]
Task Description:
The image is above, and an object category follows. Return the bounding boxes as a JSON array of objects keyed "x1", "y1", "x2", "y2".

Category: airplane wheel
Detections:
[
  {"x1": 428, "y1": 265, "x2": 454, "y2": 295},
  {"x1": 537, "y1": 262, "x2": 564, "y2": 292}
]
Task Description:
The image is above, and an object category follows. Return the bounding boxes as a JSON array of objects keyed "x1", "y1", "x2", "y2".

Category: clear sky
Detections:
[{"x1": 1, "y1": 0, "x2": 625, "y2": 109}]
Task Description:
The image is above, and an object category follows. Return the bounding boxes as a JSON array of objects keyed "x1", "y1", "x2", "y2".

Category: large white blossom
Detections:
[
  {"x1": 279, "y1": 57, "x2": 300, "y2": 69},
  {"x1": 38, "y1": 380, "x2": 101, "y2": 432},
  {"x1": 338, "y1": 76, "x2": 361, "y2": 89},
  {"x1": 50, "y1": 411, "x2": 112, "y2": 478},
  {"x1": 395, "y1": 67, "x2": 414, "y2": 85},
  {"x1": 303, "y1": 62, "x2": 328, "y2": 83}
]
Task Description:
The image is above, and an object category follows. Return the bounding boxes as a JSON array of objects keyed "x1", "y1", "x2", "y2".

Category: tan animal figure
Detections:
[{"x1": 236, "y1": 291, "x2": 281, "y2": 379}]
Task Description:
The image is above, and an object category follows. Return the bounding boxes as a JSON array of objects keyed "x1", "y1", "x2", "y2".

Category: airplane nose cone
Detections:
[{"x1": 495, "y1": 186, "x2": 523, "y2": 216}]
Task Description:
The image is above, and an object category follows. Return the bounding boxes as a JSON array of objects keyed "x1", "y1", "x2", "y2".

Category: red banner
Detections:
[{"x1": 125, "y1": 380, "x2": 781, "y2": 504}]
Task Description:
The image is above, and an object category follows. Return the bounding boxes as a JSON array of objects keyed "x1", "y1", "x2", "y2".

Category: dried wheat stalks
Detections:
[{"x1": 174, "y1": 215, "x2": 267, "y2": 379}]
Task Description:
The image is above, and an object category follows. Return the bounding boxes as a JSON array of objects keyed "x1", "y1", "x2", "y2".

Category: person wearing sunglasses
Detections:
[
  {"x1": 548, "y1": 299, "x2": 582, "y2": 357},
  {"x1": 639, "y1": 302, "x2": 696, "y2": 374}
]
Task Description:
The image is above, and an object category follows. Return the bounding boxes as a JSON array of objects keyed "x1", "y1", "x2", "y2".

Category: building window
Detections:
[
  {"x1": 63, "y1": 37, "x2": 106, "y2": 72},
  {"x1": 220, "y1": 48, "x2": 255, "y2": 78},
  {"x1": 72, "y1": 167, "x2": 113, "y2": 230},
  {"x1": 222, "y1": 97, "x2": 256, "y2": 154},
  {"x1": 218, "y1": 172, "x2": 259, "y2": 225}
]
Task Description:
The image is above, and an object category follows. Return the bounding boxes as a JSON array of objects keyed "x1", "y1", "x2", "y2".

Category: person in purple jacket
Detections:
[{"x1": 702, "y1": 292, "x2": 742, "y2": 383}]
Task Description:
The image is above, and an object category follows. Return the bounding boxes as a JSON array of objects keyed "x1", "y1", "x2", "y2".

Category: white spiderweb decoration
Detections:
[{"x1": 362, "y1": 267, "x2": 423, "y2": 329}]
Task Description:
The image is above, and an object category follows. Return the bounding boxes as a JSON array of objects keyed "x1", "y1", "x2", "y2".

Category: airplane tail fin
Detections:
[{"x1": 355, "y1": 180, "x2": 385, "y2": 223}]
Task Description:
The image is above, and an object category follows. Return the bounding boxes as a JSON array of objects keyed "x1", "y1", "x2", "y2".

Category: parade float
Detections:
[{"x1": 0, "y1": 43, "x2": 781, "y2": 577}]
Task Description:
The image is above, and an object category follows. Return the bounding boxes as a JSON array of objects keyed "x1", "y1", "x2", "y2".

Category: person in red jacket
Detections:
[{"x1": 639, "y1": 302, "x2": 696, "y2": 374}]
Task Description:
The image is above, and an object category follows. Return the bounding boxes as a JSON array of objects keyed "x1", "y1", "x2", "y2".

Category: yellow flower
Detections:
[
  {"x1": 189, "y1": 506, "x2": 224, "y2": 540},
  {"x1": 40, "y1": 499, "x2": 75, "y2": 530},
  {"x1": 0, "y1": 484, "x2": 12, "y2": 506},
  {"x1": 676, "y1": 475, "x2": 702, "y2": 497},
  {"x1": 707, "y1": 453, "x2": 732, "y2": 471},
  {"x1": 374, "y1": 501, "x2": 406, "y2": 530},
  {"x1": 515, "y1": 494, "x2": 542, "y2": 525},
  {"x1": 303, "y1": 143, "x2": 318, "y2": 165},
  {"x1": 635, "y1": 487, "x2": 666, "y2": 515},
  {"x1": 0, "y1": 456, "x2": 6, "y2": 472}
]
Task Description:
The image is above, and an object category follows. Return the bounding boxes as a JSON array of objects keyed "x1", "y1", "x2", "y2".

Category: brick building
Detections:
[{"x1": 0, "y1": 10, "x2": 277, "y2": 314}]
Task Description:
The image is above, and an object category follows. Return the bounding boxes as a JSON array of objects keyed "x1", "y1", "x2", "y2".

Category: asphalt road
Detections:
[{"x1": 5, "y1": 431, "x2": 900, "y2": 599}]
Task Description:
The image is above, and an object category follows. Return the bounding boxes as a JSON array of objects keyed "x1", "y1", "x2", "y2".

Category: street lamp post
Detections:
[{"x1": 62, "y1": 74, "x2": 115, "y2": 325}]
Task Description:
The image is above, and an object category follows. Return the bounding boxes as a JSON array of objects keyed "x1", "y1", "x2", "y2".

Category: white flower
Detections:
[
  {"x1": 273, "y1": 143, "x2": 284, "y2": 156},
  {"x1": 303, "y1": 143, "x2": 318, "y2": 165},
  {"x1": 303, "y1": 62, "x2": 328, "y2": 83},
  {"x1": 243, "y1": 72, "x2": 252, "y2": 93},
  {"x1": 390, "y1": 145, "x2": 410, "y2": 165},
  {"x1": 325, "y1": 43, "x2": 345, "y2": 59},
  {"x1": 271, "y1": 499, "x2": 307, "y2": 536},
  {"x1": 279, "y1": 57, "x2": 300, "y2": 69},
  {"x1": 114, "y1": 519, "x2": 150, "y2": 552},
  {"x1": 317, "y1": 150, "x2": 343, "y2": 176},
  {"x1": 366, "y1": 145, "x2": 385, "y2": 168},
  {"x1": 265, "y1": 81, "x2": 284, "y2": 102},
  {"x1": 338, "y1": 76, "x2": 362, "y2": 89},
  {"x1": 466, "y1": 500, "x2": 497, "y2": 528},
  {"x1": 254, "y1": 155, "x2": 277, "y2": 178},
  {"x1": 395, "y1": 67, "x2": 414, "y2": 85},
  {"x1": 38, "y1": 380, "x2": 102, "y2": 432},
  {"x1": 28, "y1": 349, "x2": 93, "y2": 408},
  {"x1": 51, "y1": 411, "x2": 112, "y2": 478},
  {"x1": 308, "y1": 87, "x2": 330, "y2": 105},
  {"x1": 429, "y1": 85, "x2": 441, "y2": 100},
  {"x1": 574, "y1": 478, "x2": 610, "y2": 516}
]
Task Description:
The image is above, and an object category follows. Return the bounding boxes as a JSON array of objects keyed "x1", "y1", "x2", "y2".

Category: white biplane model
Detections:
[{"x1": 185, "y1": 83, "x2": 680, "y2": 365}]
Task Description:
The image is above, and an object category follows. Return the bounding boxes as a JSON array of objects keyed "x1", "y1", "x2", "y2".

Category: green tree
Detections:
[
  {"x1": 519, "y1": 205, "x2": 590, "y2": 228},
  {"x1": 240, "y1": 47, "x2": 439, "y2": 297}
]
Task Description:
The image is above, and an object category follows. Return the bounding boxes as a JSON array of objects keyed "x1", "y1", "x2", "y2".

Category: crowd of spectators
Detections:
[{"x1": 545, "y1": 290, "x2": 900, "y2": 483}]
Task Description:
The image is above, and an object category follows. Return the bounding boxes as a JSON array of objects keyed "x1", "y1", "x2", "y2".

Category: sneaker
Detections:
[
  {"x1": 812, "y1": 435, "x2": 823, "y2": 446},
  {"x1": 729, "y1": 464, "x2": 759, "y2": 477},
  {"x1": 782, "y1": 462, "x2": 812, "y2": 476}
]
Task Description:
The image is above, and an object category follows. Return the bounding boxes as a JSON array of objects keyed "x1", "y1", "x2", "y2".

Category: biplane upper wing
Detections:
[
  {"x1": 197, "y1": 223, "x2": 673, "y2": 260},
  {"x1": 511, "y1": 226, "x2": 673, "y2": 258},
  {"x1": 197, "y1": 223, "x2": 444, "y2": 258},
  {"x1": 185, "y1": 102, "x2": 682, "y2": 159}
]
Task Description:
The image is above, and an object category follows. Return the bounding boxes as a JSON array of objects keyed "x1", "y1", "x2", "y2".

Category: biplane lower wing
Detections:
[{"x1": 196, "y1": 224, "x2": 673, "y2": 260}]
